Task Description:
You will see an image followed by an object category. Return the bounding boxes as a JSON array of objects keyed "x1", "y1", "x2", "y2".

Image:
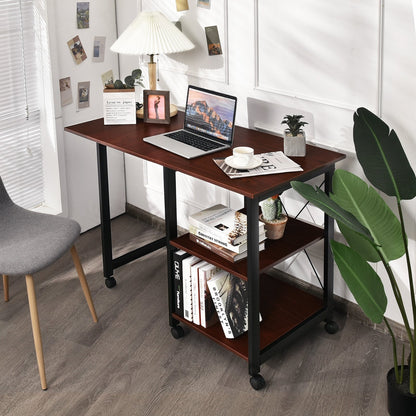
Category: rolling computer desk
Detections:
[{"x1": 65, "y1": 113, "x2": 345, "y2": 389}]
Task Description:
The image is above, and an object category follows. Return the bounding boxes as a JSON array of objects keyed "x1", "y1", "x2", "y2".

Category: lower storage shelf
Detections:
[{"x1": 172, "y1": 273, "x2": 324, "y2": 361}]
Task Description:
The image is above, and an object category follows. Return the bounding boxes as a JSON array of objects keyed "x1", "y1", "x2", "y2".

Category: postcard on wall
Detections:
[
  {"x1": 103, "y1": 89, "x2": 136, "y2": 125},
  {"x1": 59, "y1": 77, "x2": 73, "y2": 107},
  {"x1": 67, "y1": 35, "x2": 87, "y2": 64},
  {"x1": 205, "y1": 26, "x2": 222, "y2": 56},
  {"x1": 77, "y1": 81, "x2": 90, "y2": 109},
  {"x1": 92, "y1": 36, "x2": 106, "y2": 62},
  {"x1": 198, "y1": 0, "x2": 211, "y2": 8},
  {"x1": 176, "y1": 0, "x2": 189, "y2": 12},
  {"x1": 101, "y1": 69, "x2": 114, "y2": 88},
  {"x1": 77, "y1": 2, "x2": 89, "y2": 29}
]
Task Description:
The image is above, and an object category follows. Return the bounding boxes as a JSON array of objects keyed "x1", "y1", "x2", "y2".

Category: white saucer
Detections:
[{"x1": 224, "y1": 155, "x2": 263, "y2": 170}]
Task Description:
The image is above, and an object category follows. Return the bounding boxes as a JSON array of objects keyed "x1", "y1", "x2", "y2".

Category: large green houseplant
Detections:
[{"x1": 291, "y1": 108, "x2": 416, "y2": 400}]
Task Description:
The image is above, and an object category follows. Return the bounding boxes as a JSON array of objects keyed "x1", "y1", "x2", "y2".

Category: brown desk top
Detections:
[{"x1": 65, "y1": 113, "x2": 345, "y2": 199}]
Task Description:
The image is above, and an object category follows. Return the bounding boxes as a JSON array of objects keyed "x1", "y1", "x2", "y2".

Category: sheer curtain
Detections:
[{"x1": 0, "y1": 0, "x2": 53, "y2": 209}]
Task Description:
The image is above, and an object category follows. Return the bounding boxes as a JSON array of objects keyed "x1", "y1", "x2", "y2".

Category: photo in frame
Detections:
[{"x1": 143, "y1": 90, "x2": 170, "y2": 124}]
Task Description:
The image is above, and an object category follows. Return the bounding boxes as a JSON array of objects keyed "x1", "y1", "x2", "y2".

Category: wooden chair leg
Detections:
[
  {"x1": 70, "y1": 246, "x2": 98, "y2": 323},
  {"x1": 3, "y1": 274, "x2": 9, "y2": 302},
  {"x1": 25, "y1": 274, "x2": 47, "y2": 390}
]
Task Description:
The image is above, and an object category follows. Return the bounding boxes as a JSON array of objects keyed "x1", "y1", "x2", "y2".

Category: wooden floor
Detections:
[{"x1": 0, "y1": 214, "x2": 395, "y2": 415}]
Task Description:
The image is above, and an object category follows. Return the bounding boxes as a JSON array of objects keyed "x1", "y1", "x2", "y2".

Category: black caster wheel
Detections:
[
  {"x1": 171, "y1": 326, "x2": 185, "y2": 339},
  {"x1": 325, "y1": 320, "x2": 339, "y2": 334},
  {"x1": 105, "y1": 276, "x2": 117, "y2": 288},
  {"x1": 250, "y1": 374, "x2": 266, "y2": 390}
]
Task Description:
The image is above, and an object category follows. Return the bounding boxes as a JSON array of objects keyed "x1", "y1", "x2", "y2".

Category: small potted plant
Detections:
[
  {"x1": 282, "y1": 114, "x2": 308, "y2": 157},
  {"x1": 259, "y1": 195, "x2": 288, "y2": 240}
]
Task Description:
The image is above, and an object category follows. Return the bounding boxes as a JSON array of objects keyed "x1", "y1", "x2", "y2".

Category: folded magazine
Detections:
[{"x1": 213, "y1": 151, "x2": 303, "y2": 179}]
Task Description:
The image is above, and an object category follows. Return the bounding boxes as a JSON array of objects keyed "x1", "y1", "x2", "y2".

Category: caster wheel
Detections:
[
  {"x1": 105, "y1": 276, "x2": 117, "y2": 288},
  {"x1": 250, "y1": 374, "x2": 266, "y2": 390},
  {"x1": 325, "y1": 320, "x2": 339, "y2": 334},
  {"x1": 171, "y1": 326, "x2": 185, "y2": 339}
]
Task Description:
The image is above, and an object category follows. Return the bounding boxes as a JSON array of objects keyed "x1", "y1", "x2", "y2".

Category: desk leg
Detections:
[
  {"x1": 246, "y1": 196, "x2": 265, "y2": 390},
  {"x1": 96, "y1": 143, "x2": 116, "y2": 288},
  {"x1": 323, "y1": 167, "x2": 338, "y2": 334},
  {"x1": 163, "y1": 167, "x2": 180, "y2": 330}
]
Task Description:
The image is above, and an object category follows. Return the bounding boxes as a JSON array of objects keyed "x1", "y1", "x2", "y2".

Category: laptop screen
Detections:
[{"x1": 184, "y1": 85, "x2": 237, "y2": 143}]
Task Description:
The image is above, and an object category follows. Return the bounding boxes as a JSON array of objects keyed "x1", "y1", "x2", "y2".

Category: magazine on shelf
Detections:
[
  {"x1": 172, "y1": 249, "x2": 191, "y2": 317},
  {"x1": 191, "y1": 261, "x2": 209, "y2": 325},
  {"x1": 189, "y1": 233, "x2": 265, "y2": 262},
  {"x1": 213, "y1": 151, "x2": 303, "y2": 179},
  {"x1": 198, "y1": 263, "x2": 221, "y2": 328},
  {"x1": 182, "y1": 255, "x2": 202, "y2": 322},
  {"x1": 207, "y1": 270, "x2": 262, "y2": 339},
  {"x1": 189, "y1": 204, "x2": 265, "y2": 248}
]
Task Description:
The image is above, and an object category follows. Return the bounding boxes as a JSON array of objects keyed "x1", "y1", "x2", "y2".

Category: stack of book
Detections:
[
  {"x1": 172, "y1": 249, "x2": 261, "y2": 338},
  {"x1": 188, "y1": 204, "x2": 266, "y2": 262}
]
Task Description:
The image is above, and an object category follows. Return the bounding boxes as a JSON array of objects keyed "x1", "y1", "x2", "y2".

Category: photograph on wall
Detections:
[
  {"x1": 59, "y1": 77, "x2": 73, "y2": 106},
  {"x1": 198, "y1": 0, "x2": 211, "y2": 8},
  {"x1": 176, "y1": 0, "x2": 189, "y2": 12},
  {"x1": 101, "y1": 69, "x2": 114, "y2": 88},
  {"x1": 67, "y1": 35, "x2": 87, "y2": 64},
  {"x1": 77, "y1": 2, "x2": 90, "y2": 29},
  {"x1": 143, "y1": 90, "x2": 170, "y2": 124},
  {"x1": 205, "y1": 26, "x2": 222, "y2": 56},
  {"x1": 77, "y1": 81, "x2": 90, "y2": 109},
  {"x1": 92, "y1": 36, "x2": 106, "y2": 62}
]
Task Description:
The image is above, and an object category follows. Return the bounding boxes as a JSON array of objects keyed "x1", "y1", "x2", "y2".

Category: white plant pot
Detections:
[{"x1": 284, "y1": 132, "x2": 306, "y2": 157}]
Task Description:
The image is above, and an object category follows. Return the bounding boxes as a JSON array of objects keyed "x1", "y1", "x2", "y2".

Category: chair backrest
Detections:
[{"x1": 0, "y1": 177, "x2": 14, "y2": 208}]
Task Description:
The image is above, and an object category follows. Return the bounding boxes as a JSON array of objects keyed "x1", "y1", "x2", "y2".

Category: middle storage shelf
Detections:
[{"x1": 170, "y1": 217, "x2": 324, "y2": 280}]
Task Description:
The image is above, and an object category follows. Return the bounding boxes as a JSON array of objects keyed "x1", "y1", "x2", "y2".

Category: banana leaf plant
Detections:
[{"x1": 291, "y1": 107, "x2": 416, "y2": 395}]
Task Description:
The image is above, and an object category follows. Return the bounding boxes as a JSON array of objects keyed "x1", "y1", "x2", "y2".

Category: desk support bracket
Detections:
[{"x1": 96, "y1": 143, "x2": 167, "y2": 288}]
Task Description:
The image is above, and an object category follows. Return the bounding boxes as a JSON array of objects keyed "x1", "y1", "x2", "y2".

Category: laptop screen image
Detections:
[{"x1": 184, "y1": 86, "x2": 237, "y2": 144}]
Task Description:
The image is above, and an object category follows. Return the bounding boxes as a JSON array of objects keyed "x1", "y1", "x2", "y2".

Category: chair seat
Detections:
[{"x1": 0, "y1": 204, "x2": 80, "y2": 275}]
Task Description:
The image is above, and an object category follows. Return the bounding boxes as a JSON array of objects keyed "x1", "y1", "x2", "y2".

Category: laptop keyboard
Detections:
[{"x1": 165, "y1": 131, "x2": 223, "y2": 151}]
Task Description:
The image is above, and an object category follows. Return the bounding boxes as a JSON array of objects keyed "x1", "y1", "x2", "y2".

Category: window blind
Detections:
[{"x1": 0, "y1": 0, "x2": 43, "y2": 209}]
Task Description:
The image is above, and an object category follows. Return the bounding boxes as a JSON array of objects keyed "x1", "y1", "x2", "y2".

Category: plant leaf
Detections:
[
  {"x1": 290, "y1": 181, "x2": 372, "y2": 240},
  {"x1": 353, "y1": 107, "x2": 416, "y2": 200},
  {"x1": 331, "y1": 241, "x2": 387, "y2": 324},
  {"x1": 331, "y1": 170, "x2": 405, "y2": 262}
]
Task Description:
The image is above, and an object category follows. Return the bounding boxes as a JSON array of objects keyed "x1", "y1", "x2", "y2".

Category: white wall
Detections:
[
  {"x1": 115, "y1": 0, "x2": 416, "y2": 326},
  {"x1": 49, "y1": 0, "x2": 126, "y2": 231}
]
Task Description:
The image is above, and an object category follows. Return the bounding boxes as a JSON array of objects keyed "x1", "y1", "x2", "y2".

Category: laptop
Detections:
[{"x1": 143, "y1": 85, "x2": 237, "y2": 159}]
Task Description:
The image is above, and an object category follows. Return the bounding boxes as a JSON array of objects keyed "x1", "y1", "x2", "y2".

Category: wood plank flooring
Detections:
[{"x1": 0, "y1": 214, "x2": 398, "y2": 415}]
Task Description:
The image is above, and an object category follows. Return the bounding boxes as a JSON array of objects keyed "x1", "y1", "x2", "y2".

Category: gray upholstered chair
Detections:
[{"x1": 0, "y1": 176, "x2": 98, "y2": 390}]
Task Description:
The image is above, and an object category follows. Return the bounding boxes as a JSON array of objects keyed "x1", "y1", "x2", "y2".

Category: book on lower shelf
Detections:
[
  {"x1": 189, "y1": 233, "x2": 266, "y2": 262},
  {"x1": 189, "y1": 204, "x2": 265, "y2": 250},
  {"x1": 207, "y1": 270, "x2": 262, "y2": 339},
  {"x1": 172, "y1": 249, "x2": 191, "y2": 317},
  {"x1": 198, "y1": 263, "x2": 221, "y2": 328},
  {"x1": 191, "y1": 260, "x2": 209, "y2": 325},
  {"x1": 182, "y1": 255, "x2": 203, "y2": 322}
]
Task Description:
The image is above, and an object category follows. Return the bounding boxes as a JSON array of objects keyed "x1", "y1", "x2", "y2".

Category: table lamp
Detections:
[{"x1": 110, "y1": 10, "x2": 195, "y2": 91}]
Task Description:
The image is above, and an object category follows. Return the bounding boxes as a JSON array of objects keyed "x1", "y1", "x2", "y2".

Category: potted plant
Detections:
[
  {"x1": 104, "y1": 68, "x2": 145, "y2": 90},
  {"x1": 282, "y1": 114, "x2": 308, "y2": 157},
  {"x1": 259, "y1": 194, "x2": 288, "y2": 240},
  {"x1": 291, "y1": 107, "x2": 416, "y2": 415}
]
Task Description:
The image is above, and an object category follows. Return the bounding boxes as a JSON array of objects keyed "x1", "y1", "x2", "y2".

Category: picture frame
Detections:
[{"x1": 143, "y1": 90, "x2": 170, "y2": 124}]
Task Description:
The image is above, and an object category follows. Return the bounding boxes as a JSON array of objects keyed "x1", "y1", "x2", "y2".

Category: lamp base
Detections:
[{"x1": 136, "y1": 104, "x2": 178, "y2": 119}]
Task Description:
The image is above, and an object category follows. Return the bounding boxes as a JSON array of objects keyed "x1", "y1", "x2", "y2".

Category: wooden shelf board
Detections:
[
  {"x1": 171, "y1": 217, "x2": 324, "y2": 280},
  {"x1": 172, "y1": 273, "x2": 324, "y2": 361}
]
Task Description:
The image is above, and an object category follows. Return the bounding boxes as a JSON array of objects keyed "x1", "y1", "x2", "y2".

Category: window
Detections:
[{"x1": 0, "y1": 0, "x2": 52, "y2": 209}]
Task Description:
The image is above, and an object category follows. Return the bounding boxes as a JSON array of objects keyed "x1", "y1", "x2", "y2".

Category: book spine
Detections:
[
  {"x1": 199, "y1": 266, "x2": 220, "y2": 328},
  {"x1": 182, "y1": 258, "x2": 196, "y2": 322},
  {"x1": 189, "y1": 233, "x2": 236, "y2": 262},
  {"x1": 172, "y1": 250, "x2": 190, "y2": 318},
  {"x1": 191, "y1": 262, "x2": 207, "y2": 325},
  {"x1": 208, "y1": 273, "x2": 234, "y2": 339}
]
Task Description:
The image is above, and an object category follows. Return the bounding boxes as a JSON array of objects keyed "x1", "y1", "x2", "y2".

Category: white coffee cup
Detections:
[{"x1": 232, "y1": 146, "x2": 254, "y2": 167}]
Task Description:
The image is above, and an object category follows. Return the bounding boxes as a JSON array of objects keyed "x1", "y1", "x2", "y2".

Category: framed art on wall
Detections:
[{"x1": 143, "y1": 90, "x2": 170, "y2": 124}]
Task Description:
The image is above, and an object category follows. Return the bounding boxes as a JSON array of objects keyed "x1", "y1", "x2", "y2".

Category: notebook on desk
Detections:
[{"x1": 143, "y1": 85, "x2": 237, "y2": 159}]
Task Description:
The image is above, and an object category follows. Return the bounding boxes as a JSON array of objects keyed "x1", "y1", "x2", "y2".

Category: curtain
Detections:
[{"x1": 0, "y1": 0, "x2": 44, "y2": 208}]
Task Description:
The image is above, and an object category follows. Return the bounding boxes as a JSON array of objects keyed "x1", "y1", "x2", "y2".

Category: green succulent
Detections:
[{"x1": 282, "y1": 114, "x2": 308, "y2": 136}]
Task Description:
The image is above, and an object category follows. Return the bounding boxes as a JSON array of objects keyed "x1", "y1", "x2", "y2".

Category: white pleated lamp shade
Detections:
[{"x1": 111, "y1": 11, "x2": 195, "y2": 56}]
